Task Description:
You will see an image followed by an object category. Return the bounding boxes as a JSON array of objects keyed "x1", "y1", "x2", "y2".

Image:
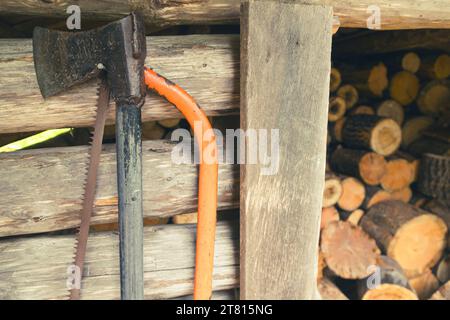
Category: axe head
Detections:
[{"x1": 33, "y1": 12, "x2": 146, "y2": 104}]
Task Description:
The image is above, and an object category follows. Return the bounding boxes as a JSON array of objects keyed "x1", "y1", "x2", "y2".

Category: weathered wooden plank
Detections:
[
  {"x1": 0, "y1": 0, "x2": 449, "y2": 30},
  {"x1": 0, "y1": 35, "x2": 239, "y2": 134},
  {"x1": 0, "y1": 140, "x2": 238, "y2": 237},
  {"x1": 240, "y1": 1, "x2": 331, "y2": 299},
  {"x1": 0, "y1": 220, "x2": 239, "y2": 300}
]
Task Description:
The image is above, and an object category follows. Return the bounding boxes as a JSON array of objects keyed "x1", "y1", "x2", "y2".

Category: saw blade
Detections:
[{"x1": 68, "y1": 77, "x2": 111, "y2": 300}]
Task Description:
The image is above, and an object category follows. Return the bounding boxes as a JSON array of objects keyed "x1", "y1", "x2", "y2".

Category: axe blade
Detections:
[{"x1": 32, "y1": 26, "x2": 103, "y2": 98}]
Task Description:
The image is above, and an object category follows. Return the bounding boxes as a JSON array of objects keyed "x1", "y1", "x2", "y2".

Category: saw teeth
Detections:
[{"x1": 67, "y1": 77, "x2": 110, "y2": 300}]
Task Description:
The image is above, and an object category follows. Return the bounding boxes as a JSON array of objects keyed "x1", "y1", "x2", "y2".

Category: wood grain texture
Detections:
[
  {"x1": 240, "y1": 1, "x2": 332, "y2": 299},
  {"x1": 0, "y1": 0, "x2": 449, "y2": 29},
  {"x1": 0, "y1": 140, "x2": 238, "y2": 237},
  {"x1": 0, "y1": 220, "x2": 239, "y2": 300},
  {"x1": 0, "y1": 35, "x2": 239, "y2": 134}
]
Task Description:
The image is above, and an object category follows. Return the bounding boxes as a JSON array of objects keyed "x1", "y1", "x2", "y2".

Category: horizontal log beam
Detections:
[
  {"x1": 0, "y1": 1, "x2": 449, "y2": 30},
  {"x1": 0, "y1": 140, "x2": 238, "y2": 237},
  {"x1": 0, "y1": 220, "x2": 239, "y2": 300},
  {"x1": 334, "y1": 29, "x2": 450, "y2": 56},
  {"x1": 0, "y1": 35, "x2": 239, "y2": 134}
]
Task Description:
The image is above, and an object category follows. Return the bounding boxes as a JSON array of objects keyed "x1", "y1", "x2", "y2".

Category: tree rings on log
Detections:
[
  {"x1": 337, "y1": 84, "x2": 359, "y2": 109},
  {"x1": 342, "y1": 115, "x2": 402, "y2": 156},
  {"x1": 337, "y1": 177, "x2": 366, "y2": 211},
  {"x1": 389, "y1": 71, "x2": 420, "y2": 106},
  {"x1": 360, "y1": 201, "x2": 448, "y2": 278},
  {"x1": 328, "y1": 96, "x2": 346, "y2": 122},
  {"x1": 331, "y1": 148, "x2": 387, "y2": 186},
  {"x1": 321, "y1": 221, "x2": 380, "y2": 279}
]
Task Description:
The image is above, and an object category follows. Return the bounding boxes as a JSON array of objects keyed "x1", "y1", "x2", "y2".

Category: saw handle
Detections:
[
  {"x1": 144, "y1": 67, "x2": 218, "y2": 300},
  {"x1": 115, "y1": 103, "x2": 144, "y2": 300}
]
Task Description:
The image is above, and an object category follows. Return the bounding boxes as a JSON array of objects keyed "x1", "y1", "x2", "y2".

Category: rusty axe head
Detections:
[{"x1": 32, "y1": 12, "x2": 146, "y2": 104}]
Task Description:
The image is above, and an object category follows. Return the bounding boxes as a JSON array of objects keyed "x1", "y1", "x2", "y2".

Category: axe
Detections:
[
  {"x1": 32, "y1": 12, "x2": 218, "y2": 300},
  {"x1": 33, "y1": 13, "x2": 146, "y2": 300}
]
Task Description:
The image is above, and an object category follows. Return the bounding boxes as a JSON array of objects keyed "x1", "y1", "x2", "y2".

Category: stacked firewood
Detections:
[{"x1": 319, "y1": 52, "x2": 450, "y2": 300}]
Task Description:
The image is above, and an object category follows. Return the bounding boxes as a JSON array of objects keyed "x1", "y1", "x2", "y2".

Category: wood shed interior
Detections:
[{"x1": 0, "y1": 2, "x2": 449, "y2": 300}]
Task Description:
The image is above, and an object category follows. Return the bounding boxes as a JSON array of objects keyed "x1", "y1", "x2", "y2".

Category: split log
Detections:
[
  {"x1": 317, "y1": 278, "x2": 348, "y2": 300},
  {"x1": 417, "y1": 80, "x2": 450, "y2": 115},
  {"x1": 330, "y1": 148, "x2": 387, "y2": 186},
  {"x1": 0, "y1": 220, "x2": 238, "y2": 300},
  {"x1": 389, "y1": 71, "x2": 420, "y2": 106},
  {"x1": 418, "y1": 54, "x2": 450, "y2": 80},
  {"x1": 0, "y1": 140, "x2": 238, "y2": 237},
  {"x1": 329, "y1": 67, "x2": 341, "y2": 92},
  {"x1": 377, "y1": 100, "x2": 404, "y2": 125},
  {"x1": 342, "y1": 115, "x2": 402, "y2": 156},
  {"x1": 320, "y1": 221, "x2": 380, "y2": 279},
  {"x1": 337, "y1": 85, "x2": 359, "y2": 109},
  {"x1": 321, "y1": 207, "x2": 340, "y2": 230},
  {"x1": 429, "y1": 281, "x2": 450, "y2": 300},
  {"x1": 360, "y1": 201, "x2": 448, "y2": 278},
  {"x1": 1, "y1": 0, "x2": 450, "y2": 30},
  {"x1": 328, "y1": 96, "x2": 346, "y2": 122},
  {"x1": 359, "y1": 256, "x2": 418, "y2": 300},
  {"x1": 409, "y1": 269, "x2": 440, "y2": 299},
  {"x1": 337, "y1": 62, "x2": 388, "y2": 97},
  {"x1": 417, "y1": 153, "x2": 450, "y2": 206},
  {"x1": 380, "y1": 158, "x2": 415, "y2": 192},
  {"x1": 401, "y1": 116, "x2": 434, "y2": 149},
  {"x1": 337, "y1": 177, "x2": 366, "y2": 211},
  {"x1": 0, "y1": 35, "x2": 239, "y2": 134},
  {"x1": 352, "y1": 105, "x2": 375, "y2": 115},
  {"x1": 322, "y1": 173, "x2": 343, "y2": 208},
  {"x1": 333, "y1": 30, "x2": 450, "y2": 56}
]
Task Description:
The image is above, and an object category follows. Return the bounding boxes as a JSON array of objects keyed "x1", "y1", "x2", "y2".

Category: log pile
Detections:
[{"x1": 320, "y1": 51, "x2": 450, "y2": 300}]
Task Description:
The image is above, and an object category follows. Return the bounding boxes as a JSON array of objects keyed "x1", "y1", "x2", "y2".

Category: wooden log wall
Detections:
[
  {"x1": 0, "y1": 35, "x2": 239, "y2": 134},
  {"x1": 0, "y1": 140, "x2": 238, "y2": 237},
  {"x1": 1, "y1": 0, "x2": 450, "y2": 29},
  {"x1": 0, "y1": 221, "x2": 238, "y2": 300}
]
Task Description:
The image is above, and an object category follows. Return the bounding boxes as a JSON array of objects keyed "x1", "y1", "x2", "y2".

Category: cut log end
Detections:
[
  {"x1": 388, "y1": 214, "x2": 448, "y2": 278},
  {"x1": 328, "y1": 96, "x2": 346, "y2": 122},
  {"x1": 370, "y1": 118, "x2": 402, "y2": 156},
  {"x1": 321, "y1": 221, "x2": 380, "y2": 279},
  {"x1": 401, "y1": 52, "x2": 421, "y2": 74},
  {"x1": 368, "y1": 63, "x2": 388, "y2": 97},
  {"x1": 434, "y1": 54, "x2": 450, "y2": 80},
  {"x1": 320, "y1": 206, "x2": 340, "y2": 230},
  {"x1": 409, "y1": 269, "x2": 440, "y2": 300},
  {"x1": 352, "y1": 105, "x2": 375, "y2": 116},
  {"x1": 359, "y1": 152, "x2": 387, "y2": 186},
  {"x1": 389, "y1": 71, "x2": 420, "y2": 106},
  {"x1": 380, "y1": 159, "x2": 415, "y2": 192},
  {"x1": 347, "y1": 209, "x2": 365, "y2": 226},
  {"x1": 362, "y1": 284, "x2": 418, "y2": 300},
  {"x1": 417, "y1": 80, "x2": 450, "y2": 115},
  {"x1": 337, "y1": 84, "x2": 359, "y2": 109},
  {"x1": 377, "y1": 99, "x2": 404, "y2": 125},
  {"x1": 322, "y1": 177, "x2": 343, "y2": 208},
  {"x1": 330, "y1": 68, "x2": 341, "y2": 92},
  {"x1": 337, "y1": 177, "x2": 366, "y2": 211}
]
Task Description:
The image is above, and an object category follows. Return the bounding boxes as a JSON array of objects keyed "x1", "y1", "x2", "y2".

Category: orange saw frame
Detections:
[{"x1": 144, "y1": 67, "x2": 218, "y2": 300}]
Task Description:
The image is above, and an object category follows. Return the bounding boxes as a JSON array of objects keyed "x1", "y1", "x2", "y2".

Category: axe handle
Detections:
[{"x1": 115, "y1": 103, "x2": 144, "y2": 300}]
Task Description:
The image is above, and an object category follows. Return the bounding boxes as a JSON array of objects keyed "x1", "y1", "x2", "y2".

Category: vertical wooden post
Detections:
[{"x1": 240, "y1": 0, "x2": 332, "y2": 299}]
